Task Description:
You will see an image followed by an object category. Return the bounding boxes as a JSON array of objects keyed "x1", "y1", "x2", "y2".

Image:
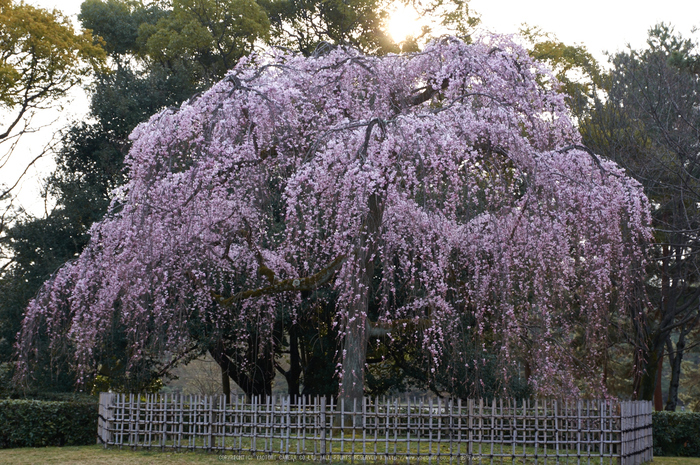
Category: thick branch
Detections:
[
  {"x1": 367, "y1": 317, "x2": 432, "y2": 338},
  {"x1": 213, "y1": 254, "x2": 346, "y2": 307},
  {"x1": 155, "y1": 344, "x2": 202, "y2": 378},
  {"x1": 410, "y1": 78, "x2": 449, "y2": 106}
]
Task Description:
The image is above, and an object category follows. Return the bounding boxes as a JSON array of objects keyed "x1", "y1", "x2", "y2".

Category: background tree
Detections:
[
  {"x1": 262, "y1": 0, "x2": 397, "y2": 55},
  {"x1": 0, "y1": 0, "x2": 104, "y2": 145},
  {"x1": 0, "y1": 0, "x2": 104, "y2": 249},
  {"x1": 17, "y1": 37, "x2": 650, "y2": 404},
  {"x1": 262, "y1": 0, "x2": 477, "y2": 56},
  {"x1": 679, "y1": 338, "x2": 700, "y2": 410},
  {"x1": 581, "y1": 24, "x2": 700, "y2": 408},
  {"x1": 520, "y1": 26, "x2": 603, "y2": 122},
  {"x1": 136, "y1": 0, "x2": 270, "y2": 85}
]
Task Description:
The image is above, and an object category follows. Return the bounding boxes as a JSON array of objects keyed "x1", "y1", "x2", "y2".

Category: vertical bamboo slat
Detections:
[{"x1": 118, "y1": 394, "x2": 125, "y2": 448}]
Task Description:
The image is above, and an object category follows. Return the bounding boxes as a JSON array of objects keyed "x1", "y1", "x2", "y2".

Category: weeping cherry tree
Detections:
[{"x1": 18, "y1": 36, "x2": 651, "y2": 402}]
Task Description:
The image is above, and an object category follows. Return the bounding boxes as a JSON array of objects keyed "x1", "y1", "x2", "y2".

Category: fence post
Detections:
[
  {"x1": 620, "y1": 401, "x2": 626, "y2": 465},
  {"x1": 98, "y1": 392, "x2": 114, "y2": 446}
]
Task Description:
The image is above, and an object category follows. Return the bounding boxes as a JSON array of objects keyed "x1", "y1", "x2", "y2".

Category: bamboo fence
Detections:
[{"x1": 97, "y1": 393, "x2": 652, "y2": 465}]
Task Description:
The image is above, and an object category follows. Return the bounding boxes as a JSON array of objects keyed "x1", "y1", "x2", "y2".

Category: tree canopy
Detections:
[
  {"x1": 136, "y1": 0, "x2": 270, "y2": 84},
  {"x1": 0, "y1": 0, "x2": 105, "y2": 233},
  {"x1": 259, "y1": 0, "x2": 477, "y2": 56},
  {"x1": 17, "y1": 36, "x2": 651, "y2": 400},
  {"x1": 0, "y1": 0, "x2": 104, "y2": 136},
  {"x1": 581, "y1": 24, "x2": 700, "y2": 406}
]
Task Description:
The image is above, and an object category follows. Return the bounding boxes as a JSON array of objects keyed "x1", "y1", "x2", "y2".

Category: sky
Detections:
[
  {"x1": 7, "y1": 0, "x2": 700, "y2": 217},
  {"x1": 469, "y1": 0, "x2": 700, "y2": 64}
]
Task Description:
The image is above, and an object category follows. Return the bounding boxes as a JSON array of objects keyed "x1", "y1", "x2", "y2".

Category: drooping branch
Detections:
[
  {"x1": 213, "y1": 254, "x2": 346, "y2": 307},
  {"x1": 155, "y1": 344, "x2": 203, "y2": 378},
  {"x1": 557, "y1": 144, "x2": 608, "y2": 175}
]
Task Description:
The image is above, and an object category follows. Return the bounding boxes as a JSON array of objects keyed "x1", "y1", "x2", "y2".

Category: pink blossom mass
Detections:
[{"x1": 17, "y1": 35, "x2": 651, "y2": 399}]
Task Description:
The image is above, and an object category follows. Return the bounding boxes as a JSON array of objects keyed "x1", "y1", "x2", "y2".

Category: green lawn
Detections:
[
  {"x1": 651, "y1": 460, "x2": 700, "y2": 465},
  {"x1": 0, "y1": 446, "x2": 698, "y2": 465},
  {"x1": 0, "y1": 445, "x2": 274, "y2": 464}
]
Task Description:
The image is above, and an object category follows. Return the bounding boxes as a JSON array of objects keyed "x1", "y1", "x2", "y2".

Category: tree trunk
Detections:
[
  {"x1": 665, "y1": 328, "x2": 687, "y2": 411},
  {"x1": 338, "y1": 272, "x2": 370, "y2": 411},
  {"x1": 524, "y1": 360, "x2": 532, "y2": 381},
  {"x1": 654, "y1": 355, "x2": 664, "y2": 411},
  {"x1": 209, "y1": 337, "x2": 274, "y2": 401},
  {"x1": 221, "y1": 365, "x2": 231, "y2": 403},
  {"x1": 282, "y1": 327, "x2": 302, "y2": 400},
  {"x1": 338, "y1": 193, "x2": 383, "y2": 412},
  {"x1": 634, "y1": 340, "x2": 663, "y2": 402},
  {"x1": 602, "y1": 351, "x2": 608, "y2": 389}
]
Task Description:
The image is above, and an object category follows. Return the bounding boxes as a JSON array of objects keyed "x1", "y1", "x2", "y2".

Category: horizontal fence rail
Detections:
[{"x1": 97, "y1": 393, "x2": 652, "y2": 465}]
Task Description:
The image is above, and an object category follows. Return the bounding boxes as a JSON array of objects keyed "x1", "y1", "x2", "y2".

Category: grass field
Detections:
[
  {"x1": 0, "y1": 446, "x2": 699, "y2": 465},
  {"x1": 0, "y1": 445, "x2": 268, "y2": 464}
]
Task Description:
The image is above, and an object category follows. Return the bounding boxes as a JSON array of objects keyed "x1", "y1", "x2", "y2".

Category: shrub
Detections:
[
  {"x1": 0, "y1": 399, "x2": 97, "y2": 448},
  {"x1": 653, "y1": 411, "x2": 700, "y2": 457}
]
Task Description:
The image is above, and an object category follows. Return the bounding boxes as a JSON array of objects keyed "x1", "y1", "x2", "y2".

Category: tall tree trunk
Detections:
[
  {"x1": 665, "y1": 326, "x2": 688, "y2": 411},
  {"x1": 279, "y1": 326, "x2": 302, "y2": 400},
  {"x1": 221, "y1": 365, "x2": 231, "y2": 403},
  {"x1": 338, "y1": 193, "x2": 383, "y2": 411},
  {"x1": 338, "y1": 272, "x2": 370, "y2": 411},
  {"x1": 634, "y1": 337, "x2": 664, "y2": 402},
  {"x1": 654, "y1": 355, "x2": 664, "y2": 411},
  {"x1": 651, "y1": 243, "x2": 669, "y2": 409}
]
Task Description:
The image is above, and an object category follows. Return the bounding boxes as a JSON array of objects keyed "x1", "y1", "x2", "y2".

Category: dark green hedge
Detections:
[
  {"x1": 0, "y1": 399, "x2": 98, "y2": 448},
  {"x1": 653, "y1": 411, "x2": 700, "y2": 457}
]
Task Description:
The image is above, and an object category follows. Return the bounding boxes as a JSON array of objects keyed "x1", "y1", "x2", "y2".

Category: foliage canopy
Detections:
[{"x1": 0, "y1": 0, "x2": 105, "y2": 140}]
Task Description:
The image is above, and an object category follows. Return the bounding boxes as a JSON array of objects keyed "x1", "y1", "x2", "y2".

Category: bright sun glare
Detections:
[{"x1": 385, "y1": 5, "x2": 423, "y2": 44}]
